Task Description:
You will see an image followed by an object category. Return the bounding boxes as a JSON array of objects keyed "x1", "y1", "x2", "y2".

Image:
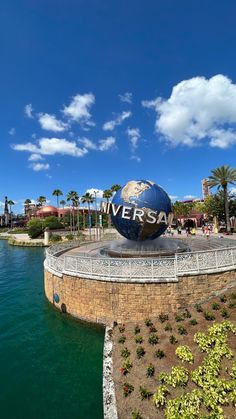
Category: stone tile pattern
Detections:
[{"x1": 44, "y1": 269, "x2": 236, "y2": 324}]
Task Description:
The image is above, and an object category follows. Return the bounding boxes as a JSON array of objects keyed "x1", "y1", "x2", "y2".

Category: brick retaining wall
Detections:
[{"x1": 44, "y1": 269, "x2": 236, "y2": 324}]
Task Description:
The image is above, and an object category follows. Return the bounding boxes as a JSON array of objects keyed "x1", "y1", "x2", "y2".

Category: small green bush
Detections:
[
  {"x1": 145, "y1": 318, "x2": 153, "y2": 327},
  {"x1": 164, "y1": 323, "x2": 172, "y2": 332},
  {"x1": 204, "y1": 311, "x2": 215, "y2": 321},
  {"x1": 220, "y1": 294, "x2": 227, "y2": 303},
  {"x1": 27, "y1": 218, "x2": 43, "y2": 238},
  {"x1": 221, "y1": 308, "x2": 230, "y2": 318},
  {"x1": 121, "y1": 347, "x2": 130, "y2": 358},
  {"x1": 194, "y1": 303, "x2": 203, "y2": 312},
  {"x1": 155, "y1": 349, "x2": 165, "y2": 359},
  {"x1": 131, "y1": 409, "x2": 142, "y2": 419},
  {"x1": 212, "y1": 302, "x2": 220, "y2": 310},
  {"x1": 118, "y1": 335, "x2": 126, "y2": 344},
  {"x1": 136, "y1": 346, "x2": 145, "y2": 359},
  {"x1": 177, "y1": 326, "x2": 187, "y2": 335},
  {"x1": 139, "y1": 386, "x2": 153, "y2": 400},
  {"x1": 50, "y1": 234, "x2": 62, "y2": 242},
  {"x1": 170, "y1": 335, "x2": 178, "y2": 344},
  {"x1": 159, "y1": 313, "x2": 169, "y2": 323},
  {"x1": 148, "y1": 334, "x2": 159, "y2": 345},
  {"x1": 146, "y1": 363, "x2": 155, "y2": 377},
  {"x1": 189, "y1": 319, "x2": 198, "y2": 326},
  {"x1": 135, "y1": 335, "x2": 143, "y2": 344},
  {"x1": 134, "y1": 325, "x2": 140, "y2": 334}
]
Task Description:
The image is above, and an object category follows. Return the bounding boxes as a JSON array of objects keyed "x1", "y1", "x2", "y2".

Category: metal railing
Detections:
[{"x1": 44, "y1": 243, "x2": 236, "y2": 283}]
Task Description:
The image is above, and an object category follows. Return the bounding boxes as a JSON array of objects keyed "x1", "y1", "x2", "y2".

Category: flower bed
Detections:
[{"x1": 112, "y1": 288, "x2": 236, "y2": 418}]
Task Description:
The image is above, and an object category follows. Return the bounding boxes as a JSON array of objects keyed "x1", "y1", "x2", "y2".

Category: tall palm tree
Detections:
[
  {"x1": 208, "y1": 165, "x2": 236, "y2": 233},
  {"x1": 60, "y1": 199, "x2": 66, "y2": 209},
  {"x1": 52, "y1": 189, "x2": 63, "y2": 208},
  {"x1": 111, "y1": 184, "x2": 121, "y2": 193},
  {"x1": 66, "y1": 191, "x2": 79, "y2": 232},
  {"x1": 37, "y1": 196, "x2": 46, "y2": 207},
  {"x1": 81, "y1": 193, "x2": 95, "y2": 239},
  {"x1": 8, "y1": 200, "x2": 15, "y2": 228},
  {"x1": 103, "y1": 189, "x2": 113, "y2": 228}
]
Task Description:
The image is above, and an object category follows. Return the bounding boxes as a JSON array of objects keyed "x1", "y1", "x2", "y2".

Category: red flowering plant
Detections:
[{"x1": 123, "y1": 382, "x2": 134, "y2": 397}]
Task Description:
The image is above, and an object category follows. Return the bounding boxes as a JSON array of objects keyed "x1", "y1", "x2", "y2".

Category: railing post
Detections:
[
  {"x1": 231, "y1": 248, "x2": 234, "y2": 267},
  {"x1": 129, "y1": 260, "x2": 132, "y2": 279},
  {"x1": 151, "y1": 259, "x2": 154, "y2": 280},
  {"x1": 174, "y1": 254, "x2": 178, "y2": 277},
  {"x1": 196, "y1": 253, "x2": 200, "y2": 273},
  {"x1": 215, "y1": 250, "x2": 218, "y2": 269}
]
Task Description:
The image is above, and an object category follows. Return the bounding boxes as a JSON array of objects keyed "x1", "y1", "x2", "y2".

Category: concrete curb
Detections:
[{"x1": 103, "y1": 325, "x2": 118, "y2": 419}]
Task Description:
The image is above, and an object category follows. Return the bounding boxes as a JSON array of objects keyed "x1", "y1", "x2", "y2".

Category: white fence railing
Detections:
[{"x1": 44, "y1": 243, "x2": 236, "y2": 283}]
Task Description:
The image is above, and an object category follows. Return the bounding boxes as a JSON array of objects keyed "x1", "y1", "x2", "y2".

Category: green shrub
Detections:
[
  {"x1": 145, "y1": 318, "x2": 153, "y2": 326},
  {"x1": 220, "y1": 294, "x2": 227, "y2": 303},
  {"x1": 153, "y1": 385, "x2": 169, "y2": 408},
  {"x1": 221, "y1": 308, "x2": 230, "y2": 318},
  {"x1": 164, "y1": 323, "x2": 172, "y2": 332},
  {"x1": 212, "y1": 302, "x2": 220, "y2": 310},
  {"x1": 175, "y1": 314, "x2": 184, "y2": 322},
  {"x1": 66, "y1": 234, "x2": 74, "y2": 241},
  {"x1": 177, "y1": 326, "x2": 187, "y2": 335},
  {"x1": 135, "y1": 335, "x2": 143, "y2": 344},
  {"x1": 148, "y1": 334, "x2": 159, "y2": 345},
  {"x1": 170, "y1": 335, "x2": 178, "y2": 344},
  {"x1": 118, "y1": 335, "x2": 126, "y2": 344},
  {"x1": 50, "y1": 234, "x2": 62, "y2": 242},
  {"x1": 195, "y1": 303, "x2": 203, "y2": 312},
  {"x1": 189, "y1": 319, "x2": 198, "y2": 326},
  {"x1": 120, "y1": 359, "x2": 132, "y2": 375},
  {"x1": 134, "y1": 325, "x2": 140, "y2": 334},
  {"x1": 27, "y1": 218, "x2": 43, "y2": 238},
  {"x1": 131, "y1": 409, "x2": 142, "y2": 419},
  {"x1": 204, "y1": 311, "x2": 215, "y2": 321},
  {"x1": 149, "y1": 325, "x2": 157, "y2": 333},
  {"x1": 159, "y1": 313, "x2": 169, "y2": 323},
  {"x1": 121, "y1": 347, "x2": 130, "y2": 358},
  {"x1": 159, "y1": 366, "x2": 189, "y2": 387},
  {"x1": 155, "y1": 349, "x2": 165, "y2": 359},
  {"x1": 136, "y1": 346, "x2": 145, "y2": 359},
  {"x1": 175, "y1": 345, "x2": 194, "y2": 363},
  {"x1": 43, "y1": 216, "x2": 63, "y2": 230},
  {"x1": 139, "y1": 386, "x2": 153, "y2": 400},
  {"x1": 119, "y1": 324, "x2": 125, "y2": 333},
  {"x1": 146, "y1": 363, "x2": 155, "y2": 377}
]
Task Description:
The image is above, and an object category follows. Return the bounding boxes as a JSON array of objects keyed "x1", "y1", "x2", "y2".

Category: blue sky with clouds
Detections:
[{"x1": 1, "y1": 0, "x2": 236, "y2": 213}]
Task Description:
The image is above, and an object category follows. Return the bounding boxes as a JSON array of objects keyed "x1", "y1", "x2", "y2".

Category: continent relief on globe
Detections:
[{"x1": 104, "y1": 179, "x2": 173, "y2": 241}]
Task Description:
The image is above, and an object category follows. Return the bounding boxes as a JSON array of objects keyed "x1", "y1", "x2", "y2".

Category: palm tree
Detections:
[
  {"x1": 52, "y1": 189, "x2": 63, "y2": 208},
  {"x1": 103, "y1": 189, "x2": 113, "y2": 228},
  {"x1": 60, "y1": 199, "x2": 66, "y2": 209},
  {"x1": 111, "y1": 184, "x2": 121, "y2": 193},
  {"x1": 8, "y1": 200, "x2": 15, "y2": 228},
  {"x1": 66, "y1": 191, "x2": 79, "y2": 232},
  {"x1": 81, "y1": 192, "x2": 95, "y2": 240},
  {"x1": 37, "y1": 196, "x2": 46, "y2": 207},
  {"x1": 208, "y1": 165, "x2": 236, "y2": 233}
]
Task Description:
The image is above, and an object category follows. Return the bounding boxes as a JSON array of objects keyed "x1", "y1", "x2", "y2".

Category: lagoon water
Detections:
[{"x1": 0, "y1": 240, "x2": 104, "y2": 419}]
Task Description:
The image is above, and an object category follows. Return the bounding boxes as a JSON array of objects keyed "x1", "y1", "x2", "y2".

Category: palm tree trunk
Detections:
[
  {"x1": 223, "y1": 185, "x2": 231, "y2": 233},
  {"x1": 88, "y1": 203, "x2": 91, "y2": 240}
]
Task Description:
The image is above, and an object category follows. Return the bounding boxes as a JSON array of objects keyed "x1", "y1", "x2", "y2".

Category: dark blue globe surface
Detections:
[{"x1": 111, "y1": 180, "x2": 172, "y2": 241}]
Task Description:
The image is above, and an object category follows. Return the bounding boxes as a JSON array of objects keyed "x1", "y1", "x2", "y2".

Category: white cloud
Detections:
[
  {"x1": 229, "y1": 187, "x2": 236, "y2": 195},
  {"x1": 127, "y1": 127, "x2": 141, "y2": 162},
  {"x1": 142, "y1": 74, "x2": 236, "y2": 148},
  {"x1": 98, "y1": 136, "x2": 116, "y2": 151},
  {"x1": 86, "y1": 188, "x2": 104, "y2": 198},
  {"x1": 127, "y1": 127, "x2": 141, "y2": 151},
  {"x1": 184, "y1": 195, "x2": 196, "y2": 199},
  {"x1": 30, "y1": 162, "x2": 50, "y2": 171},
  {"x1": 78, "y1": 137, "x2": 97, "y2": 150},
  {"x1": 24, "y1": 104, "x2": 34, "y2": 118},
  {"x1": 9, "y1": 128, "x2": 15, "y2": 136},
  {"x1": 28, "y1": 154, "x2": 43, "y2": 161},
  {"x1": 38, "y1": 113, "x2": 68, "y2": 132},
  {"x1": 12, "y1": 137, "x2": 88, "y2": 158},
  {"x1": 103, "y1": 111, "x2": 132, "y2": 131},
  {"x1": 131, "y1": 155, "x2": 141, "y2": 163},
  {"x1": 62, "y1": 93, "x2": 95, "y2": 126},
  {"x1": 119, "y1": 92, "x2": 133, "y2": 104}
]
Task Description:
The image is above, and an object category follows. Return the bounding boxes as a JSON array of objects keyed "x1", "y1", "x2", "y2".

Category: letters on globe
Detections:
[{"x1": 101, "y1": 202, "x2": 173, "y2": 225}]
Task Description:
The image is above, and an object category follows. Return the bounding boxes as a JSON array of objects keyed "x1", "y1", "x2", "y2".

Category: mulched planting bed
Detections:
[{"x1": 112, "y1": 288, "x2": 236, "y2": 418}]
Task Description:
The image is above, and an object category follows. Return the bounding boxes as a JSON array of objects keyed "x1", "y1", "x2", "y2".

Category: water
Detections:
[{"x1": 0, "y1": 240, "x2": 104, "y2": 419}]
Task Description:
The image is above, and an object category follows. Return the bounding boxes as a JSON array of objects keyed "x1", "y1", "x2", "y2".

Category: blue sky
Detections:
[{"x1": 1, "y1": 0, "x2": 236, "y2": 213}]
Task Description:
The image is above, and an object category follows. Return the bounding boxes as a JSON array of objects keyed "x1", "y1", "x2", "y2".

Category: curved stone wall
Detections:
[{"x1": 44, "y1": 268, "x2": 236, "y2": 324}]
